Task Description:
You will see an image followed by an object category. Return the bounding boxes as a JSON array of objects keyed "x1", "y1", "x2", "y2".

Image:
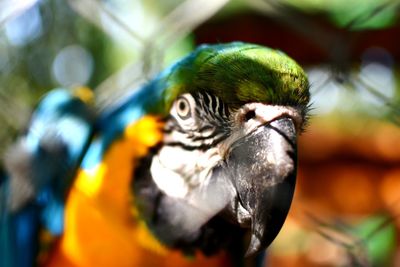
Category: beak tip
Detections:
[{"x1": 244, "y1": 233, "x2": 262, "y2": 257}]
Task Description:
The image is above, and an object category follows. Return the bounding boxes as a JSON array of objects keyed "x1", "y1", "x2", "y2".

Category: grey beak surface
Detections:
[{"x1": 226, "y1": 117, "x2": 297, "y2": 256}]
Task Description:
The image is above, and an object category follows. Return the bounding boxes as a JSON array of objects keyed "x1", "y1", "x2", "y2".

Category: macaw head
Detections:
[{"x1": 133, "y1": 42, "x2": 310, "y2": 256}]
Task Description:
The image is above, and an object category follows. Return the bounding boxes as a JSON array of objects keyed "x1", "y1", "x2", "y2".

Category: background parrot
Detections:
[{"x1": 0, "y1": 42, "x2": 310, "y2": 267}]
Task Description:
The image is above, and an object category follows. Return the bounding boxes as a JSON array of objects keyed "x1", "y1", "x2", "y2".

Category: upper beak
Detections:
[{"x1": 223, "y1": 106, "x2": 298, "y2": 256}]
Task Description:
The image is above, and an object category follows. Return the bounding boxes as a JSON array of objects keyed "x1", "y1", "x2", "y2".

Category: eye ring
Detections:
[{"x1": 175, "y1": 97, "x2": 191, "y2": 119}]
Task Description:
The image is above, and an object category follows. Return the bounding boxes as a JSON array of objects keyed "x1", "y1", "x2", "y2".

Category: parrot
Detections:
[{"x1": 0, "y1": 42, "x2": 310, "y2": 267}]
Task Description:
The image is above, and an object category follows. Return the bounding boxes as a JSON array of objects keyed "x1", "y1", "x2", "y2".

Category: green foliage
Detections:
[
  {"x1": 283, "y1": 0, "x2": 398, "y2": 29},
  {"x1": 353, "y1": 215, "x2": 397, "y2": 267}
]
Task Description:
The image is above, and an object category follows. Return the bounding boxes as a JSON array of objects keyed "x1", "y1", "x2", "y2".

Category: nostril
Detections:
[{"x1": 244, "y1": 110, "x2": 256, "y2": 121}]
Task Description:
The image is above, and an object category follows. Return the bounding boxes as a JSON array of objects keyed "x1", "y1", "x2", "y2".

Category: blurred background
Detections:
[{"x1": 1, "y1": 0, "x2": 400, "y2": 266}]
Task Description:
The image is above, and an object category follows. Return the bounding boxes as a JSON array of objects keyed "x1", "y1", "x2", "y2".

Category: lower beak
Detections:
[{"x1": 225, "y1": 117, "x2": 297, "y2": 256}]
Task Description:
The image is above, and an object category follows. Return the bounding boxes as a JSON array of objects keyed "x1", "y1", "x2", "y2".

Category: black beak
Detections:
[{"x1": 225, "y1": 117, "x2": 297, "y2": 256}]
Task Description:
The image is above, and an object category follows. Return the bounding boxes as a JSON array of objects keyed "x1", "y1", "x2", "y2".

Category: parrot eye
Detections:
[{"x1": 175, "y1": 97, "x2": 191, "y2": 119}]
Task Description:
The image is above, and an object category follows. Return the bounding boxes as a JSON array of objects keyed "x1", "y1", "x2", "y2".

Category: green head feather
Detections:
[{"x1": 157, "y1": 42, "x2": 309, "y2": 115}]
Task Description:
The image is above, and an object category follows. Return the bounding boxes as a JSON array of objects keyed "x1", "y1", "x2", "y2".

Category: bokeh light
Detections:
[
  {"x1": 52, "y1": 45, "x2": 94, "y2": 87},
  {"x1": 4, "y1": 4, "x2": 43, "y2": 46}
]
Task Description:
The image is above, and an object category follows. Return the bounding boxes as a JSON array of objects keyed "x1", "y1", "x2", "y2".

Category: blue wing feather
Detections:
[{"x1": 0, "y1": 88, "x2": 95, "y2": 267}]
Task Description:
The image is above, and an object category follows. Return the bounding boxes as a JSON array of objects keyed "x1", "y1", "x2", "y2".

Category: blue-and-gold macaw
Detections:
[{"x1": 0, "y1": 42, "x2": 310, "y2": 267}]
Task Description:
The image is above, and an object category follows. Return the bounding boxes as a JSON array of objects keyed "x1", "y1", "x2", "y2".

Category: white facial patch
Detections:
[
  {"x1": 151, "y1": 145, "x2": 222, "y2": 199},
  {"x1": 150, "y1": 144, "x2": 231, "y2": 234},
  {"x1": 150, "y1": 154, "x2": 189, "y2": 198}
]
